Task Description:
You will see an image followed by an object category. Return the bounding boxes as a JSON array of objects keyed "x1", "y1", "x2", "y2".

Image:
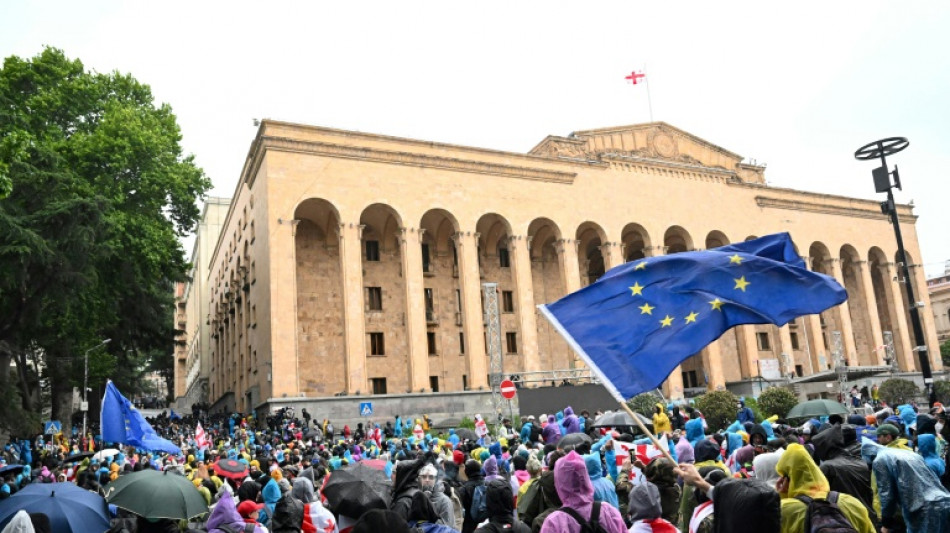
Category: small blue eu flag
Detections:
[
  {"x1": 538, "y1": 233, "x2": 846, "y2": 402},
  {"x1": 101, "y1": 380, "x2": 181, "y2": 454}
]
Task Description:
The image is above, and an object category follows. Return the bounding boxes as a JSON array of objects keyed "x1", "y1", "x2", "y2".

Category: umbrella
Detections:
[
  {"x1": 305, "y1": 427, "x2": 324, "y2": 440},
  {"x1": 322, "y1": 462, "x2": 391, "y2": 517},
  {"x1": 104, "y1": 468, "x2": 208, "y2": 519},
  {"x1": 62, "y1": 452, "x2": 95, "y2": 463},
  {"x1": 786, "y1": 399, "x2": 849, "y2": 419},
  {"x1": 437, "y1": 418, "x2": 463, "y2": 428},
  {"x1": 0, "y1": 482, "x2": 110, "y2": 533},
  {"x1": 212, "y1": 458, "x2": 249, "y2": 480},
  {"x1": 0, "y1": 465, "x2": 24, "y2": 475},
  {"x1": 556, "y1": 432, "x2": 593, "y2": 452},
  {"x1": 592, "y1": 410, "x2": 653, "y2": 429},
  {"x1": 454, "y1": 428, "x2": 478, "y2": 442},
  {"x1": 93, "y1": 449, "x2": 120, "y2": 461},
  {"x1": 356, "y1": 459, "x2": 389, "y2": 471}
]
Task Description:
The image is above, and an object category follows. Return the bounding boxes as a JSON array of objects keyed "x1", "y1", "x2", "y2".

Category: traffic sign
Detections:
[
  {"x1": 359, "y1": 402, "x2": 373, "y2": 416},
  {"x1": 500, "y1": 380, "x2": 516, "y2": 399},
  {"x1": 44, "y1": 420, "x2": 62, "y2": 435}
]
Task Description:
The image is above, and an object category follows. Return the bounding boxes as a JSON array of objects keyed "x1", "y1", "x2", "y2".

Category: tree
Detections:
[
  {"x1": 0, "y1": 48, "x2": 209, "y2": 425},
  {"x1": 941, "y1": 340, "x2": 950, "y2": 367},
  {"x1": 933, "y1": 379, "x2": 950, "y2": 406},
  {"x1": 757, "y1": 386, "x2": 799, "y2": 419},
  {"x1": 694, "y1": 390, "x2": 739, "y2": 432},
  {"x1": 877, "y1": 378, "x2": 920, "y2": 406},
  {"x1": 627, "y1": 392, "x2": 664, "y2": 418}
]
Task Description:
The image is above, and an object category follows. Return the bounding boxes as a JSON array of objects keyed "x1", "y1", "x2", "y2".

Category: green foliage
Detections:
[
  {"x1": 742, "y1": 396, "x2": 764, "y2": 423},
  {"x1": 933, "y1": 380, "x2": 950, "y2": 406},
  {"x1": 458, "y1": 417, "x2": 476, "y2": 429},
  {"x1": 694, "y1": 390, "x2": 739, "y2": 432},
  {"x1": 941, "y1": 340, "x2": 950, "y2": 367},
  {"x1": 627, "y1": 392, "x2": 663, "y2": 418},
  {"x1": 0, "y1": 47, "x2": 210, "y2": 420},
  {"x1": 757, "y1": 387, "x2": 799, "y2": 419},
  {"x1": 877, "y1": 378, "x2": 920, "y2": 405},
  {"x1": 0, "y1": 385, "x2": 42, "y2": 438}
]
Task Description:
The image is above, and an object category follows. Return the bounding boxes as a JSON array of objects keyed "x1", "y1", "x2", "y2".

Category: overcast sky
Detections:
[{"x1": 4, "y1": 1, "x2": 949, "y2": 277}]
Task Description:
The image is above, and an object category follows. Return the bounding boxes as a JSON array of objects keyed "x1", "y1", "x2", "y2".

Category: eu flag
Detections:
[
  {"x1": 538, "y1": 233, "x2": 847, "y2": 402},
  {"x1": 101, "y1": 380, "x2": 181, "y2": 454}
]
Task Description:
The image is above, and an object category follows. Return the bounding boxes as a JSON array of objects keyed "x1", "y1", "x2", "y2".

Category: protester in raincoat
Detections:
[
  {"x1": 475, "y1": 479, "x2": 530, "y2": 533},
  {"x1": 642, "y1": 457, "x2": 680, "y2": 525},
  {"x1": 541, "y1": 416, "x2": 560, "y2": 445},
  {"x1": 562, "y1": 407, "x2": 581, "y2": 435},
  {"x1": 583, "y1": 452, "x2": 618, "y2": 509},
  {"x1": 684, "y1": 417, "x2": 705, "y2": 447},
  {"x1": 539, "y1": 450, "x2": 626, "y2": 533},
  {"x1": 626, "y1": 481, "x2": 679, "y2": 533},
  {"x1": 653, "y1": 404, "x2": 671, "y2": 436},
  {"x1": 863, "y1": 439, "x2": 950, "y2": 533},
  {"x1": 810, "y1": 424, "x2": 874, "y2": 521},
  {"x1": 775, "y1": 443, "x2": 874, "y2": 533},
  {"x1": 207, "y1": 488, "x2": 269, "y2": 533},
  {"x1": 917, "y1": 433, "x2": 945, "y2": 478}
]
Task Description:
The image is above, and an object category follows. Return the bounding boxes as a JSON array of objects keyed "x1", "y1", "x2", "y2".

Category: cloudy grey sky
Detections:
[{"x1": 4, "y1": 1, "x2": 949, "y2": 277}]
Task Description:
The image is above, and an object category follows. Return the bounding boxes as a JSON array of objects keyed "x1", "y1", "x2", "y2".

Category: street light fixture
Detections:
[
  {"x1": 854, "y1": 138, "x2": 935, "y2": 405},
  {"x1": 82, "y1": 338, "x2": 111, "y2": 445}
]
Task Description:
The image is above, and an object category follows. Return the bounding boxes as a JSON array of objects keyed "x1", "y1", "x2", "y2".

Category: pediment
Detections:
[{"x1": 529, "y1": 122, "x2": 757, "y2": 179}]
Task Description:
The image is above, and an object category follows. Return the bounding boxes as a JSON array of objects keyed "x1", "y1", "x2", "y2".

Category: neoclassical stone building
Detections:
[{"x1": 205, "y1": 120, "x2": 944, "y2": 413}]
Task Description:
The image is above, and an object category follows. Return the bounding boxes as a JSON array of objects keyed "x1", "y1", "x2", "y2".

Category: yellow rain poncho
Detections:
[
  {"x1": 653, "y1": 403, "x2": 672, "y2": 435},
  {"x1": 775, "y1": 444, "x2": 874, "y2": 533}
]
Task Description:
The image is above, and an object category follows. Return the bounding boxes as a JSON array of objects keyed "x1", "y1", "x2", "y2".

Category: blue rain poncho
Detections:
[{"x1": 864, "y1": 439, "x2": 950, "y2": 533}]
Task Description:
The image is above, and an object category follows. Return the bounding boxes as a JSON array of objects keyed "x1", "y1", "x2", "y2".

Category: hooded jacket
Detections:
[
  {"x1": 562, "y1": 407, "x2": 581, "y2": 435},
  {"x1": 684, "y1": 418, "x2": 705, "y2": 447},
  {"x1": 711, "y1": 478, "x2": 780, "y2": 533},
  {"x1": 917, "y1": 434, "x2": 946, "y2": 478},
  {"x1": 775, "y1": 443, "x2": 874, "y2": 533},
  {"x1": 583, "y1": 453, "x2": 619, "y2": 509},
  {"x1": 810, "y1": 425, "x2": 874, "y2": 518},
  {"x1": 867, "y1": 441, "x2": 950, "y2": 533},
  {"x1": 207, "y1": 489, "x2": 268, "y2": 533},
  {"x1": 459, "y1": 462, "x2": 486, "y2": 533},
  {"x1": 475, "y1": 479, "x2": 530, "y2": 533},
  {"x1": 262, "y1": 477, "x2": 282, "y2": 523},
  {"x1": 542, "y1": 416, "x2": 560, "y2": 445},
  {"x1": 642, "y1": 457, "x2": 680, "y2": 525},
  {"x1": 652, "y1": 404, "x2": 672, "y2": 436},
  {"x1": 538, "y1": 451, "x2": 627, "y2": 533},
  {"x1": 627, "y1": 482, "x2": 679, "y2": 533}
]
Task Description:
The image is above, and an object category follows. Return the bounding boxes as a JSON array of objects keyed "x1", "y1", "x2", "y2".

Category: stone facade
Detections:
[
  {"x1": 205, "y1": 120, "x2": 945, "y2": 413},
  {"x1": 929, "y1": 274, "x2": 950, "y2": 343}
]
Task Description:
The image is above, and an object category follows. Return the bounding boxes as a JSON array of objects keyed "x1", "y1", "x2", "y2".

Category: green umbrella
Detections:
[
  {"x1": 786, "y1": 399, "x2": 849, "y2": 419},
  {"x1": 104, "y1": 469, "x2": 208, "y2": 520}
]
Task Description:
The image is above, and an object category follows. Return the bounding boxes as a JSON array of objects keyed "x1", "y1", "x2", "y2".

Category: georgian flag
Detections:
[
  {"x1": 195, "y1": 422, "x2": 210, "y2": 450},
  {"x1": 614, "y1": 436, "x2": 668, "y2": 486}
]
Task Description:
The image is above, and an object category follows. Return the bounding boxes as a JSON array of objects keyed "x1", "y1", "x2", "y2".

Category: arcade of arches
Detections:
[{"x1": 201, "y1": 120, "x2": 944, "y2": 411}]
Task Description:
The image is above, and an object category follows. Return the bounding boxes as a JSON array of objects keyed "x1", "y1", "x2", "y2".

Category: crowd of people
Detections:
[{"x1": 1, "y1": 395, "x2": 950, "y2": 533}]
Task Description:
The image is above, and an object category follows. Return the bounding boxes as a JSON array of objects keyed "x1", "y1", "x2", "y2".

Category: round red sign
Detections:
[{"x1": 500, "y1": 379, "x2": 516, "y2": 399}]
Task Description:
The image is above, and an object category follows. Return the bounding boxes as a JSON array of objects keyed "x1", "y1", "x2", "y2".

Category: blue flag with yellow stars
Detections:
[
  {"x1": 538, "y1": 233, "x2": 846, "y2": 402},
  {"x1": 101, "y1": 380, "x2": 181, "y2": 454}
]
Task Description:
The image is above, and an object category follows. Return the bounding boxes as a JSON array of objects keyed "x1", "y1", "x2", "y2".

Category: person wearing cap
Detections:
[
  {"x1": 238, "y1": 500, "x2": 266, "y2": 527},
  {"x1": 875, "y1": 424, "x2": 911, "y2": 450}
]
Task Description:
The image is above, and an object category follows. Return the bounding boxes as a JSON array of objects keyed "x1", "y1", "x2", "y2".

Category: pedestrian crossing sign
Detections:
[{"x1": 359, "y1": 402, "x2": 373, "y2": 416}]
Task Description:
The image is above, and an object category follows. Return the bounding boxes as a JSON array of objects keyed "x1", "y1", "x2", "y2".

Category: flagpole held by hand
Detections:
[{"x1": 619, "y1": 401, "x2": 675, "y2": 464}]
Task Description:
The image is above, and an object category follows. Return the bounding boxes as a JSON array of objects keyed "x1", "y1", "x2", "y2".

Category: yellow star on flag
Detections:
[
  {"x1": 634, "y1": 261, "x2": 648, "y2": 271},
  {"x1": 729, "y1": 254, "x2": 743, "y2": 265},
  {"x1": 660, "y1": 315, "x2": 674, "y2": 327},
  {"x1": 685, "y1": 311, "x2": 699, "y2": 323},
  {"x1": 734, "y1": 276, "x2": 750, "y2": 292},
  {"x1": 639, "y1": 302, "x2": 654, "y2": 315},
  {"x1": 709, "y1": 298, "x2": 723, "y2": 311},
  {"x1": 629, "y1": 282, "x2": 644, "y2": 296}
]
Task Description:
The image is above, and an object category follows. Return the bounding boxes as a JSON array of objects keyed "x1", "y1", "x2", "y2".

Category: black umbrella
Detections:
[
  {"x1": 592, "y1": 410, "x2": 653, "y2": 429},
  {"x1": 62, "y1": 452, "x2": 96, "y2": 463},
  {"x1": 322, "y1": 462, "x2": 391, "y2": 517},
  {"x1": 212, "y1": 458, "x2": 248, "y2": 480},
  {"x1": 556, "y1": 432, "x2": 593, "y2": 452},
  {"x1": 454, "y1": 428, "x2": 478, "y2": 442},
  {"x1": 305, "y1": 428, "x2": 324, "y2": 441},
  {"x1": 0, "y1": 465, "x2": 23, "y2": 475}
]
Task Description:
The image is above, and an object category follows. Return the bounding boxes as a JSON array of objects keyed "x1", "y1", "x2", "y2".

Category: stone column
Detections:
[
  {"x1": 702, "y1": 341, "x2": 726, "y2": 390},
  {"x1": 509, "y1": 235, "x2": 540, "y2": 373},
  {"x1": 856, "y1": 261, "x2": 886, "y2": 365},
  {"x1": 910, "y1": 264, "x2": 945, "y2": 371},
  {"x1": 826, "y1": 258, "x2": 858, "y2": 365},
  {"x1": 601, "y1": 241, "x2": 623, "y2": 271},
  {"x1": 778, "y1": 325, "x2": 794, "y2": 376},
  {"x1": 454, "y1": 231, "x2": 488, "y2": 388},
  {"x1": 802, "y1": 256, "x2": 828, "y2": 373},
  {"x1": 399, "y1": 227, "x2": 430, "y2": 392},
  {"x1": 339, "y1": 223, "x2": 368, "y2": 394},
  {"x1": 881, "y1": 262, "x2": 916, "y2": 371},
  {"x1": 556, "y1": 239, "x2": 583, "y2": 295},
  {"x1": 270, "y1": 218, "x2": 300, "y2": 397},
  {"x1": 736, "y1": 326, "x2": 761, "y2": 379}
]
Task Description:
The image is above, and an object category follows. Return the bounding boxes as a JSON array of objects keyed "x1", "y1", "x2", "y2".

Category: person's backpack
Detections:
[
  {"x1": 557, "y1": 501, "x2": 609, "y2": 533},
  {"x1": 469, "y1": 483, "x2": 489, "y2": 522},
  {"x1": 529, "y1": 424, "x2": 542, "y2": 444},
  {"x1": 794, "y1": 492, "x2": 859, "y2": 533}
]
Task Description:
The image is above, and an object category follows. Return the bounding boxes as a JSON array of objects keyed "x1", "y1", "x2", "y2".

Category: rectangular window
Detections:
[
  {"x1": 790, "y1": 332, "x2": 800, "y2": 351},
  {"x1": 366, "y1": 287, "x2": 383, "y2": 311},
  {"x1": 459, "y1": 332, "x2": 465, "y2": 355},
  {"x1": 370, "y1": 378, "x2": 387, "y2": 395},
  {"x1": 429, "y1": 376, "x2": 439, "y2": 392},
  {"x1": 369, "y1": 332, "x2": 385, "y2": 356},
  {"x1": 427, "y1": 332, "x2": 437, "y2": 355},
  {"x1": 462, "y1": 375, "x2": 468, "y2": 390},
  {"x1": 502, "y1": 290, "x2": 514, "y2": 313},
  {"x1": 756, "y1": 332, "x2": 771, "y2": 351},
  {"x1": 425, "y1": 288, "x2": 436, "y2": 323},
  {"x1": 795, "y1": 364, "x2": 804, "y2": 377},
  {"x1": 506, "y1": 332, "x2": 518, "y2": 354},
  {"x1": 682, "y1": 370, "x2": 699, "y2": 388},
  {"x1": 365, "y1": 240, "x2": 380, "y2": 262},
  {"x1": 421, "y1": 243, "x2": 432, "y2": 273},
  {"x1": 499, "y1": 247, "x2": 510, "y2": 268}
]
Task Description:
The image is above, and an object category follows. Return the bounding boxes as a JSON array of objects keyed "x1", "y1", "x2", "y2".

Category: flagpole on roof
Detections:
[{"x1": 644, "y1": 64, "x2": 654, "y2": 122}]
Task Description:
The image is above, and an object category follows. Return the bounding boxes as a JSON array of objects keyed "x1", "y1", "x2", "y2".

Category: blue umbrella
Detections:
[
  {"x1": 0, "y1": 482, "x2": 110, "y2": 533},
  {"x1": 0, "y1": 465, "x2": 23, "y2": 475}
]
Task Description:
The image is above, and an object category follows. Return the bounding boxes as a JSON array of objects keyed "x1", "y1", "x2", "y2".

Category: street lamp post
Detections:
[
  {"x1": 855, "y1": 138, "x2": 935, "y2": 405},
  {"x1": 82, "y1": 338, "x2": 111, "y2": 447}
]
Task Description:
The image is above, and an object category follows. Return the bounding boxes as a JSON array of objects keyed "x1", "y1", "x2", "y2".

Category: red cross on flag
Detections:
[{"x1": 625, "y1": 71, "x2": 646, "y2": 84}]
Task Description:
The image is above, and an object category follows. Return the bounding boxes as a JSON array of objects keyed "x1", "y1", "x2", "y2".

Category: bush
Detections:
[
  {"x1": 877, "y1": 378, "x2": 920, "y2": 405},
  {"x1": 627, "y1": 392, "x2": 663, "y2": 418},
  {"x1": 694, "y1": 390, "x2": 739, "y2": 432},
  {"x1": 458, "y1": 417, "x2": 476, "y2": 430},
  {"x1": 757, "y1": 387, "x2": 799, "y2": 419},
  {"x1": 933, "y1": 380, "x2": 950, "y2": 406},
  {"x1": 742, "y1": 396, "x2": 764, "y2": 423}
]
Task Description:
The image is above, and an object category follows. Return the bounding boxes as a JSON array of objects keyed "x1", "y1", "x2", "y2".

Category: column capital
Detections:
[
  {"x1": 396, "y1": 226, "x2": 426, "y2": 243},
  {"x1": 451, "y1": 231, "x2": 480, "y2": 245},
  {"x1": 338, "y1": 222, "x2": 365, "y2": 241},
  {"x1": 554, "y1": 238, "x2": 579, "y2": 255}
]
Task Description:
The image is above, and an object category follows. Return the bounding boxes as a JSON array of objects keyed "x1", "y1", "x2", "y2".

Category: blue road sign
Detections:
[
  {"x1": 44, "y1": 420, "x2": 62, "y2": 434},
  {"x1": 359, "y1": 402, "x2": 373, "y2": 416}
]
